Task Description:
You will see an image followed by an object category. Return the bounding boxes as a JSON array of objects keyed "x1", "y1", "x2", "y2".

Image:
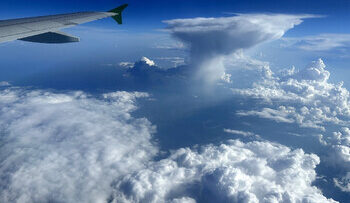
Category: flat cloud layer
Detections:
[
  {"x1": 283, "y1": 34, "x2": 350, "y2": 51},
  {"x1": 111, "y1": 140, "x2": 334, "y2": 203},
  {"x1": 164, "y1": 14, "x2": 315, "y2": 83},
  {"x1": 0, "y1": 88, "x2": 157, "y2": 203}
]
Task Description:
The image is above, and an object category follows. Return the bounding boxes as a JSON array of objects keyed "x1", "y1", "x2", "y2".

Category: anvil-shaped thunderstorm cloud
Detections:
[{"x1": 164, "y1": 14, "x2": 317, "y2": 83}]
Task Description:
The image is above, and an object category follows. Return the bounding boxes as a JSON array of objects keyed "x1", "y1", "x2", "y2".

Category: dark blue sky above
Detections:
[
  {"x1": 1, "y1": 0, "x2": 349, "y2": 34},
  {"x1": 1, "y1": 0, "x2": 349, "y2": 15}
]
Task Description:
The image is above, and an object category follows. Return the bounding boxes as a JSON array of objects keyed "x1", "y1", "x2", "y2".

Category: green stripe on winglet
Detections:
[{"x1": 109, "y1": 4, "x2": 128, "y2": 24}]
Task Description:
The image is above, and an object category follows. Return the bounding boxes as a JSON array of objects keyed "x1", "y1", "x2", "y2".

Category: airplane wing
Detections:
[{"x1": 0, "y1": 4, "x2": 128, "y2": 44}]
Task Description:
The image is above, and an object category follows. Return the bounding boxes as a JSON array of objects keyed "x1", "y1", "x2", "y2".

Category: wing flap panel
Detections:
[{"x1": 18, "y1": 31, "x2": 79, "y2": 44}]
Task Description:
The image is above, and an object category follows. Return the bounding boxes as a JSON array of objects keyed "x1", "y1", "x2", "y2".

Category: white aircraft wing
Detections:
[{"x1": 0, "y1": 4, "x2": 128, "y2": 44}]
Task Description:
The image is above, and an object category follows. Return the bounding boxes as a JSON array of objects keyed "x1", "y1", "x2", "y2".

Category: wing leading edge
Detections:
[{"x1": 0, "y1": 4, "x2": 128, "y2": 44}]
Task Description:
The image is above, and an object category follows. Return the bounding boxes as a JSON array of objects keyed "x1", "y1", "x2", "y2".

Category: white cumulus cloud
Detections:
[
  {"x1": 232, "y1": 59, "x2": 349, "y2": 129},
  {"x1": 0, "y1": 84, "x2": 338, "y2": 203},
  {"x1": 0, "y1": 87, "x2": 157, "y2": 203},
  {"x1": 230, "y1": 58, "x2": 350, "y2": 192},
  {"x1": 111, "y1": 140, "x2": 334, "y2": 203},
  {"x1": 141, "y1": 56, "x2": 156, "y2": 66}
]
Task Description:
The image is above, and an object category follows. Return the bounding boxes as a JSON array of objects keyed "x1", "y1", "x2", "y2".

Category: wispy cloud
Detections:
[
  {"x1": 224, "y1": 129, "x2": 260, "y2": 138},
  {"x1": 283, "y1": 34, "x2": 350, "y2": 51}
]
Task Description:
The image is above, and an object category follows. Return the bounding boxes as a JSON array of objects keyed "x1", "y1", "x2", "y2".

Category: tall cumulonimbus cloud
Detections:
[
  {"x1": 0, "y1": 87, "x2": 157, "y2": 203},
  {"x1": 164, "y1": 14, "x2": 316, "y2": 83}
]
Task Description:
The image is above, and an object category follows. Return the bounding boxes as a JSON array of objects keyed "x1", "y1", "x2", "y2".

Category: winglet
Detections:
[{"x1": 109, "y1": 4, "x2": 128, "y2": 24}]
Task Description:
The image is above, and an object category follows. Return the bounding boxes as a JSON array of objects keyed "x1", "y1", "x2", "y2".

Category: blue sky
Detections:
[{"x1": 1, "y1": 0, "x2": 349, "y2": 32}]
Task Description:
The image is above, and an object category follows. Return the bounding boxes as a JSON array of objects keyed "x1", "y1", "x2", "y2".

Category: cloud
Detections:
[
  {"x1": 324, "y1": 128, "x2": 350, "y2": 171},
  {"x1": 111, "y1": 140, "x2": 334, "y2": 202},
  {"x1": 230, "y1": 57, "x2": 350, "y2": 192},
  {"x1": 164, "y1": 14, "x2": 315, "y2": 83},
  {"x1": 155, "y1": 57, "x2": 186, "y2": 67},
  {"x1": 334, "y1": 172, "x2": 350, "y2": 192},
  {"x1": 0, "y1": 81, "x2": 10, "y2": 86},
  {"x1": 283, "y1": 34, "x2": 350, "y2": 51},
  {"x1": 140, "y1": 56, "x2": 156, "y2": 66},
  {"x1": 223, "y1": 129, "x2": 259, "y2": 138},
  {"x1": 128, "y1": 57, "x2": 159, "y2": 73},
  {"x1": 119, "y1": 57, "x2": 155, "y2": 69},
  {"x1": 220, "y1": 72, "x2": 232, "y2": 83},
  {"x1": 154, "y1": 42, "x2": 185, "y2": 50},
  {"x1": 0, "y1": 85, "x2": 336, "y2": 203},
  {"x1": 0, "y1": 87, "x2": 157, "y2": 203},
  {"x1": 237, "y1": 106, "x2": 327, "y2": 131},
  {"x1": 118, "y1": 56, "x2": 195, "y2": 92},
  {"x1": 119, "y1": 62, "x2": 135, "y2": 68},
  {"x1": 237, "y1": 107, "x2": 295, "y2": 124},
  {"x1": 232, "y1": 59, "x2": 349, "y2": 130}
]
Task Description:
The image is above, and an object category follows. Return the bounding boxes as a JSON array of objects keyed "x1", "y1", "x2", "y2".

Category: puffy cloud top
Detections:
[
  {"x1": 112, "y1": 140, "x2": 334, "y2": 203},
  {"x1": 296, "y1": 59, "x2": 330, "y2": 82},
  {"x1": 231, "y1": 57, "x2": 350, "y2": 194},
  {"x1": 0, "y1": 85, "x2": 337, "y2": 203},
  {"x1": 141, "y1": 57, "x2": 156, "y2": 66},
  {"x1": 0, "y1": 88, "x2": 157, "y2": 203},
  {"x1": 233, "y1": 58, "x2": 350, "y2": 128}
]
